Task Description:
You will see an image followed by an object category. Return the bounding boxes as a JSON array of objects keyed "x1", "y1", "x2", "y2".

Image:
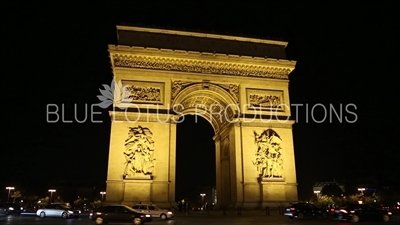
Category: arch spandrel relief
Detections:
[
  {"x1": 253, "y1": 129, "x2": 284, "y2": 179},
  {"x1": 171, "y1": 80, "x2": 239, "y2": 104},
  {"x1": 123, "y1": 126, "x2": 156, "y2": 179}
]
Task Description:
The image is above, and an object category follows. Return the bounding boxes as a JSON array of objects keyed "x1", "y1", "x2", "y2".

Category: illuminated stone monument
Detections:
[{"x1": 105, "y1": 26, "x2": 298, "y2": 208}]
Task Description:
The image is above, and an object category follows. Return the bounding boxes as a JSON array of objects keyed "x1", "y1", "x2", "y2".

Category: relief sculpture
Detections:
[
  {"x1": 171, "y1": 80, "x2": 194, "y2": 101},
  {"x1": 123, "y1": 126, "x2": 156, "y2": 178},
  {"x1": 123, "y1": 84, "x2": 161, "y2": 103},
  {"x1": 217, "y1": 84, "x2": 239, "y2": 104},
  {"x1": 249, "y1": 94, "x2": 281, "y2": 108},
  {"x1": 252, "y1": 129, "x2": 283, "y2": 178}
]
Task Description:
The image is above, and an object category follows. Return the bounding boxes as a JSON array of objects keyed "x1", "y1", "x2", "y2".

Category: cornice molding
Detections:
[
  {"x1": 116, "y1": 26, "x2": 289, "y2": 46},
  {"x1": 109, "y1": 48, "x2": 295, "y2": 80},
  {"x1": 238, "y1": 119, "x2": 295, "y2": 129}
]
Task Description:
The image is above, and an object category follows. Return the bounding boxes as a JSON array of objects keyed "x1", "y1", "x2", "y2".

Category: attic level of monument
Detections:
[{"x1": 116, "y1": 26, "x2": 289, "y2": 59}]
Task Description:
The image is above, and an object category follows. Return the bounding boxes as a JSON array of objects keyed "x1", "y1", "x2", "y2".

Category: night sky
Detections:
[{"x1": 1, "y1": 2, "x2": 398, "y2": 201}]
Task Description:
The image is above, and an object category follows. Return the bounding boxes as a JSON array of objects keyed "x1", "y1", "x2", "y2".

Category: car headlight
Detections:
[
  {"x1": 146, "y1": 214, "x2": 151, "y2": 217},
  {"x1": 89, "y1": 213, "x2": 93, "y2": 216},
  {"x1": 68, "y1": 210, "x2": 74, "y2": 214},
  {"x1": 388, "y1": 212, "x2": 392, "y2": 215},
  {"x1": 9, "y1": 207, "x2": 14, "y2": 210},
  {"x1": 78, "y1": 210, "x2": 81, "y2": 214},
  {"x1": 168, "y1": 211, "x2": 173, "y2": 214}
]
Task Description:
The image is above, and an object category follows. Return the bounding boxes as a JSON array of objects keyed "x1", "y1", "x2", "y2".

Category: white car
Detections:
[
  {"x1": 132, "y1": 204, "x2": 174, "y2": 220},
  {"x1": 36, "y1": 204, "x2": 75, "y2": 218}
]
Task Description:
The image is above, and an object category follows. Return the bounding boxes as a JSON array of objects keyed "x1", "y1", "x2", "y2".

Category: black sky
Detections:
[{"x1": 1, "y1": 2, "x2": 398, "y2": 200}]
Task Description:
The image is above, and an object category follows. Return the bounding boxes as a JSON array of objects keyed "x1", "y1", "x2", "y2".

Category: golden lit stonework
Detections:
[{"x1": 105, "y1": 26, "x2": 298, "y2": 208}]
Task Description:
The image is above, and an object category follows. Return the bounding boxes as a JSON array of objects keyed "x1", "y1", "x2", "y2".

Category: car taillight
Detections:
[
  {"x1": 330, "y1": 208, "x2": 335, "y2": 212},
  {"x1": 290, "y1": 207, "x2": 296, "y2": 211}
]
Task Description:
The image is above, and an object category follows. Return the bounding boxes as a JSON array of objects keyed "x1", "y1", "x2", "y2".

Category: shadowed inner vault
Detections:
[{"x1": 175, "y1": 115, "x2": 216, "y2": 203}]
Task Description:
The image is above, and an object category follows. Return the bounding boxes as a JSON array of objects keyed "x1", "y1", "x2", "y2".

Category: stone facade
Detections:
[{"x1": 105, "y1": 26, "x2": 298, "y2": 208}]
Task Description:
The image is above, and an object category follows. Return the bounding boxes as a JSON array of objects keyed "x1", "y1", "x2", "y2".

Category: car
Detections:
[
  {"x1": 89, "y1": 205, "x2": 152, "y2": 225},
  {"x1": 4, "y1": 203, "x2": 22, "y2": 215},
  {"x1": 284, "y1": 202, "x2": 328, "y2": 219},
  {"x1": 36, "y1": 204, "x2": 76, "y2": 218},
  {"x1": 50, "y1": 203, "x2": 81, "y2": 218},
  {"x1": 132, "y1": 203, "x2": 174, "y2": 220},
  {"x1": 0, "y1": 203, "x2": 9, "y2": 216},
  {"x1": 334, "y1": 203, "x2": 392, "y2": 223}
]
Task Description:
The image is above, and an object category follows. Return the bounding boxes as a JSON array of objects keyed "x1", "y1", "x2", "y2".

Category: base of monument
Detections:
[{"x1": 124, "y1": 173, "x2": 152, "y2": 180}]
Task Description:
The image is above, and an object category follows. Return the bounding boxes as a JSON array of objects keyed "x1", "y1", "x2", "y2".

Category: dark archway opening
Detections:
[{"x1": 175, "y1": 115, "x2": 215, "y2": 205}]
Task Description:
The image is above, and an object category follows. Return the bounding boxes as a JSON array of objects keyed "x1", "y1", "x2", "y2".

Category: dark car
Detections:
[
  {"x1": 284, "y1": 202, "x2": 328, "y2": 219},
  {"x1": 334, "y1": 203, "x2": 392, "y2": 223},
  {"x1": 89, "y1": 205, "x2": 152, "y2": 225},
  {"x1": 3, "y1": 203, "x2": 22, "y2": 215},
  {"x1": 0, "y1": 203, "x2": 9, "y2": 216}
]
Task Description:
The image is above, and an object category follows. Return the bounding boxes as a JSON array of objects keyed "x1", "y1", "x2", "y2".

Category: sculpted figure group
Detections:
[
  {"x1": 123, "y1": 126, "x2": 156, "y2": 177},
  {"x1": 253, "y1": 129, "x2": 284, "y2": 178}
]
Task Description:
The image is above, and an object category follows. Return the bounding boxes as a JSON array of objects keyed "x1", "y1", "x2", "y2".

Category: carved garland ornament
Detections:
[{"x1": 113, "y1": 55, "x2": 291, "y2": 79}]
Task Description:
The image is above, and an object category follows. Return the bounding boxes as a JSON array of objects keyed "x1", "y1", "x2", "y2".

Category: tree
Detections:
[
  {"x1": 10, "y1": 191, "x2": 22, "y2": 203},
  {"x1": 321, "y1": 184, "x2": 343, "y2": 197}
]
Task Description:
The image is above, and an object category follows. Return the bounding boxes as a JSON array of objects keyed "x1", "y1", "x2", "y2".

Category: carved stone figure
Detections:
[
  {"x1": 171, "y1": 80, "x2": 194, "y2": 100},
  {"x1": 217, "y1": 84, "x2": 239, "y2": 103},
  {"x1": 252, "y1": 129, "x2": 283, "y2": 178},
  {"x1": 123, "y1": 126, "x2": 156, "y2": 177},
  {"x1": 249, "y1": 94, "x2": 281, "y2": 108},
  {"x1": 124, "y1": 85, "x2": 161, "y2": 102}
]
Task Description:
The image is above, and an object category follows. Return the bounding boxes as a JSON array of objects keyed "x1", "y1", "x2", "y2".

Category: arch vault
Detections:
[{"x1": 105, "y1": 26, "x2": 298, "y2": 208}]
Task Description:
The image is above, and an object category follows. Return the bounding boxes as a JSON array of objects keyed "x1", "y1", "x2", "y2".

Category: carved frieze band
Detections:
[
  {"x1": 110, "y1": 111, "x2": 174, "y2": 123},
  {"x1": 238, "y1": 122, "x2": 294, "y2": 129},
  {"x1": 113, "y1": 55, "x2": 291, "y2": 79},
  {"x1": 171, "y1": 80, "x2": 239, "y2": 103}
]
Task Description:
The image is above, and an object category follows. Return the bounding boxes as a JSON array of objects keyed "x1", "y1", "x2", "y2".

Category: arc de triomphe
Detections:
[{"x1": 105, "y1": 26, "x2": 298, "y2": 208}]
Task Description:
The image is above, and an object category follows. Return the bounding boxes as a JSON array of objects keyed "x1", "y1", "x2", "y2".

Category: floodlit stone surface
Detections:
[{"x1": 105, "y1": 26, "x2": 298, "y2": 208}]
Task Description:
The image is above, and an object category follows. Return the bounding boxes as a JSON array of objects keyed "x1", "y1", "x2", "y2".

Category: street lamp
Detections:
[
  {"x1": 6, "y1": 187, "x2": 15, "y2": 203},
  {"x1": 48, "y1": 189, "x2": 56, "y2": 203},
  {"x1": 313, "y1": 190, "x2": 321, "y2": 199},
  {"x1": 100, "y1": 192, "x2": 106, "y2": 202},
  {"x1": 200, "y1": 193, "x2": 206, "y2": 206}
]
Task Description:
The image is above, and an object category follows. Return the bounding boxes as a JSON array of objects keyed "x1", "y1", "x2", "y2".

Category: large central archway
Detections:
[
  {"x1": 104, "y1": 26, "x2": 298, "y2": 208},
  {"x1": 175, "y1": 114, "x2": 215, "y2": 206}
]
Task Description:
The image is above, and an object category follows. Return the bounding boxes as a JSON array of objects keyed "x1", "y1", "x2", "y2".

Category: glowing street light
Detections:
[
  {"x1": 6, "y1": 187, "x2": 15, "y2": 203},
  {"x1": 100, "y1": 191, "x2": 106, "y2": 202},
  {"x1": 200, "y1": 193, "x2": 206, "y2": 206},
  {"x1": 48, "y1": 189, "x2": 56, "y2": 203},
  {"x1": 313, "y1": 190, "x2": 321, "y2": 199}
]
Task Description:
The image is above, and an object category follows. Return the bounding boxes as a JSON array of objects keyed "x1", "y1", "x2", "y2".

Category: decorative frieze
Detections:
[
  {"x1": 246, "y1": 88, "x2": 285, "y2": 111},
  {"x1": 112, "y1": 55, "x2": 291, "y2": 79},
  {"x1": 121, "y1": 80, "x2": 164, "y2": 105}
]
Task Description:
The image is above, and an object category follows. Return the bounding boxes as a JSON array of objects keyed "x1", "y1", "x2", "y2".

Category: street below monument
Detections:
[{"x1": 1, "y1": 211, "x2": 399, "y2": 225}]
